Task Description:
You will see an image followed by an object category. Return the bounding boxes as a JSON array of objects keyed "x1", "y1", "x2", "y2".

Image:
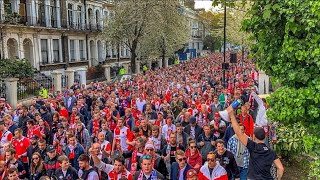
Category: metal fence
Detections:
[
  {"x1": 0, "y1": 79, "x2": 6, "y2": 99},
  {"x1": 17, "y1": 77, "x2": 53, "y2": 100}
]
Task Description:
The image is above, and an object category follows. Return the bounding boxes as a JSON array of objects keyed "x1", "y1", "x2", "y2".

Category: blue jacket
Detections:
[
  {"x1": 63, "y1": 96, "x2": 77, "y2": 113},
  {"x1": 170, "y1": 162, "x2": 192, "y2": 180},
  {"x1": 63, "y1": 143, "x2": 85, "y2": 171}
]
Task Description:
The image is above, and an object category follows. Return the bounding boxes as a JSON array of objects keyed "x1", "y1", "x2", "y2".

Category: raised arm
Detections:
[
  {"x1": 274, "y1": 158, "x2": 284, "y2": 180},
  {"x1": 227, "y1": 106, "x2": 248, "y2": 146}
]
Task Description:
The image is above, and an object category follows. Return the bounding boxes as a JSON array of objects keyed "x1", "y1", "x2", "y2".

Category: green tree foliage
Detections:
[
  {"x1": 104, "y1": 0, "x2": 188, "y2": 73},
  {"x1": 243, "y1": 0, "x2": 320, "y2": 177},
  {"x1": 0, "y1": 58, "x2": 34, "y2": 78}
]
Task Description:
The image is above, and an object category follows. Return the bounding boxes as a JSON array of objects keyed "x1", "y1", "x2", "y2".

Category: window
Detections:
[
  {"x1": 70, "y1": 40, "x2": 75, "y2": 61},
  {"x1": 50, "y1": 0, "x2": 57, "y2": 27},
  {"x1": 41, "y1": 39, "x2": 48, "y2": 64},
  {"x1": 68, "y1": 4, "x2": 73, "y2": 27},
  {"x1": 77, "y1": 5, "x2": 82, "y2": 29},
  {"x1": 36, "y1": 1, "x2": 45, "y2": 26},
  {"x1": 79, "y1": 40, "x2": 85, "y2": 60},
  {"x1": 52, "y1": 39, "x2": 60, "y2": 63}
]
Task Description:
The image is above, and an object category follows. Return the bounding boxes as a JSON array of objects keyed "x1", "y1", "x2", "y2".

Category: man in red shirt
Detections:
[
  {"x1": 26, "y1": 120, "x2": 41, "y2": 140},
  {"x1": 12, "y1": 128, "x2": 30, "y2": 176},
  {"x1": 239, "y1": 106, "x2": 254, "y2": 137}
]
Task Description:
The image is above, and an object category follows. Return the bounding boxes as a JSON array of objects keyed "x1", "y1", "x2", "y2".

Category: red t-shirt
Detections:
[{"x1": 12, "y1": 137, "x2": 30, "y2": 163}]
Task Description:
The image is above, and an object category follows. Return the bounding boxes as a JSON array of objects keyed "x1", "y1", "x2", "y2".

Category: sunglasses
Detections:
[
  {"x1": 177, "y1": 157, "x2": 186, "y2": 162},
  {"x1": 145, "y1": 149, "x2": 154, "y2": 152},
  {"x1": 207, "y1": 158, "x2": 215, "y2": 162},
  {"x1": 188, "y1": 170, "x2": 197, "y2": 176},
  {"x1": 142, "y1": 155, "x2": 152, "y2": 160},
  {"x1": 190, "y1": 146, "x2": 196, "y2": 149}
]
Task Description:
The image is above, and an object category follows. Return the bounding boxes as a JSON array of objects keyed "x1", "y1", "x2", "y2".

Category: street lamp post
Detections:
[{"x1": 223, "y1": 0, "x2": 227, "y2": 88}]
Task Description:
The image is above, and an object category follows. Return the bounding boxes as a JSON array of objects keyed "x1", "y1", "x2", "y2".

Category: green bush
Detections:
[{"x1": 0, "y1": 58, "x2": 34, "y2": 78}]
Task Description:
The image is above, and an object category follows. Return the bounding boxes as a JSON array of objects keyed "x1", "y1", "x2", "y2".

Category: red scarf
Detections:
[{"x1": 109, "y1": 168, "x2": 127, "y2": 180}]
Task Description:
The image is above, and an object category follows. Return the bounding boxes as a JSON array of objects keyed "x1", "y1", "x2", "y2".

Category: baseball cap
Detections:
[
  {"x1": 47, "y1": 145, "x2": 56, "y2": 153},
  {"x1": 186, "y1": 169, "x2": 197, "y2": 178},
  {"x1": 31, "y1": 135, "x2": 39, "y2": 140},
  {"x1": 214, "y1": 112, "x2": 221, "y2": 118}
]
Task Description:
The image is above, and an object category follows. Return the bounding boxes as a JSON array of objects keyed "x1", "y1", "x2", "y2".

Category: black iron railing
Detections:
[{"x1": 17, "y1": 76, "x2": 53, "y2": 100}]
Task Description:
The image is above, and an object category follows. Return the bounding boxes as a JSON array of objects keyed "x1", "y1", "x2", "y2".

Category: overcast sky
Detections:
[{"x1": 194, "y1": 0, "x2": 213, "y2": 10}]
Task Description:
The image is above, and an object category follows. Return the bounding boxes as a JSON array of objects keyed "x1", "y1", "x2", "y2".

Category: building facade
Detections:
[
  {"x1": 176, "y1": 5, "x2": 206, "y2": 61},
  {"x1": 0, "y1": 0, "x2": 129, "y2": 75}
]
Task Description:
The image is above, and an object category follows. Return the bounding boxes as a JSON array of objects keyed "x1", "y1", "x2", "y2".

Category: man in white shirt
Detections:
[{"x1": 161, "y1": 115, "x2": 176, "y2": 142}]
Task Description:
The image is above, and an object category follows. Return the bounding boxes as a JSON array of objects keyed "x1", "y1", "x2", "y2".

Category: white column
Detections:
[
  {"x1": 65, "y1": 69, "x2": 75, "y2": 89},
  {"x1": 5, "y1": 78, "x2": 19, "y2": 106},
  {"x1": 2, "y1": 34, "x2": 8, "y2": 59},
  {"x1": 56, "y1": 0, "x2": 61, "y2": 28},
  {"x1": 51, "y1": 71, "x2": 62, "y2": 93},
  {"x1": 158, "y1": 59, "x2": 163, "y2": 68},
  {"x1": 135, "y1": 60, "x2": 140, "y2": 74},
  {"x1": 47, "y1": 38, "x2": 53, "y2": 63},
  {"x1": 33, "y1": 34, "x2": 40, "y2": 70},
  {"x1": 103, "y1": 64, "x2": 111, "y2": 82},
  {"x1": 0, "y1": 0, "x2": 4, "y2": 21},
  {"x1": 77, "y1": 68, "x2": 87, "y2": 87},
  {"x1": 44, "y1": 0, "x2": 50, "y2": 27},
  {"x1": 18, "y1": 33, "x2": 24, "y2": 59},
  {"x1": 164, "y1": 57, "x2": 169, "y2": 67},
  {"x1": 75, "y1": 40, "x2": 80, "y2": 61}
]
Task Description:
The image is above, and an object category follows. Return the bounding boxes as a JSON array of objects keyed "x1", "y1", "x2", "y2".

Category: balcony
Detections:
[{"x1": 1, "y1": 12, "x2": 27, "y2": 25}]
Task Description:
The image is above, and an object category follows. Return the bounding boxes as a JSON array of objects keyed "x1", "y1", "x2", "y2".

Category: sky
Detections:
[{"x1": 194, "y1": 0, "x2": 214, "y2": 11}]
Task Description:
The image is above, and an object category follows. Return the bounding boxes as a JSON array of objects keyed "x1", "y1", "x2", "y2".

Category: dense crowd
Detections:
[{"x1": 0, "y1": 52, "x2": 284, "y2": 180}]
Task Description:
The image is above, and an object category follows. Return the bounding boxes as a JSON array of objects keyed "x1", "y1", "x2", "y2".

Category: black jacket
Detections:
[
  {"x1": 44, "y1": 155, "x2": 60, "y2": 177},
  {"x1": 54, "y1": 166, "x2": 79, "y2": 180},
  {"x1": 184, "y1": 124, "x2": 203, "y2": 142},
  {"x1": 18, "y1": 115, "x2": 30, "y2": 136},
  {"x1": 41, "y1": 111, "x2": 53, "y2": 127},
  {"x1": 27, "y1": 145, "x2": 39, "y2": 165},
  {"x1": 215, "y1": 150, "x2": 240, "y2": 179}
]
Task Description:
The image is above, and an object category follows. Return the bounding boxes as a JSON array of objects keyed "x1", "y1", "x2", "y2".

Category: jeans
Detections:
[{"x1": 239, "y1": 167, "x2": 248, "y2": 180}]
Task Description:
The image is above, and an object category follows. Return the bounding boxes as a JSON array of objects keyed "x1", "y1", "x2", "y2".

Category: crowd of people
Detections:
[{"x1": 0, "y1": 51, "x2": 284, "y2": 180}]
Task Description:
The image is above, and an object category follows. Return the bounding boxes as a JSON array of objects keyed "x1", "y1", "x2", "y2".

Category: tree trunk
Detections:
[
  {"x1": 161, "y1": 48, "x2": 166, "y2": 68},
  {"x1": 131, "y1": 52, "x2": 136, "y2": 74},
  {"x1": 130, "y1": 39, "x2": 138, "y2": 74}
]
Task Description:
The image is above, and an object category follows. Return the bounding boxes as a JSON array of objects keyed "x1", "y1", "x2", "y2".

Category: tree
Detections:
[
  {"x1": 243, "y1": 0, "x2": 320, "y2": 177},
  {"x1": 139, "y1": 1, "x2": 189, "y2": 64},
  {"x1": 104, "y1": 0, "x2": 154, "y2": 73},
  {"x1": 198, "y1": 11, "x2": 224, "y2": 51},
  {"x1": 104, "y1": 0, "x2": 189, "y2": 73}
]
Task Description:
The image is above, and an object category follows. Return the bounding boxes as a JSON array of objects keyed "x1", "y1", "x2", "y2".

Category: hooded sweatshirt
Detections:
[{"x1": 185, "y1": 148, "x2": 202, "y2": 172}]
